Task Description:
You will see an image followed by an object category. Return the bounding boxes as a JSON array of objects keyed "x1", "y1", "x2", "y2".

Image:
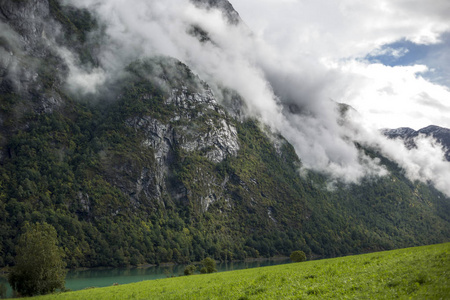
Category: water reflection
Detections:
[{"x1": 0, "y1": 259, "x2": 290, "y2": 298}]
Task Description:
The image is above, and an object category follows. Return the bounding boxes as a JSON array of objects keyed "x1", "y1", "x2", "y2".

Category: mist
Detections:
[
  {"x1": 62, "y1": 0, "x2": 450, "y2": 196},
  {"x1": 0, "y1": 21, "x2": 31, "y2": 92}
]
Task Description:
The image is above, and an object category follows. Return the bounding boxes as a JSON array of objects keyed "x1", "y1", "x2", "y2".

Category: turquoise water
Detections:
[{"x1": 0, "y1": 259, "x2": 291, "y2": 297}]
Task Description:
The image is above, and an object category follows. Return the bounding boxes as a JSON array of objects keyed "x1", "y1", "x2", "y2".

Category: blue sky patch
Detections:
[
  {"x1": 366, "y1": 40, "x2": 429, "y2": 66},
  {"x1": 366, "y1": 32, "x2": 450, "y2": 87}
]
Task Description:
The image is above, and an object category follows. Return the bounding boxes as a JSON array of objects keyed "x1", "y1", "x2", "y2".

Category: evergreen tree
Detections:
[{"x1": 8, "y1": 223, "x2": 66, "y2": 297}]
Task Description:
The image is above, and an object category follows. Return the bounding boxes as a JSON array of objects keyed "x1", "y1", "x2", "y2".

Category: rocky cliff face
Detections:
[
  {"x1": 0, "y1": 0, "x2": 51, "y2": 50},
  {"x1": 0, "y1": 0, "x2": 240, "y2": 212},
  {"x1": 0, "y1": 0, "x2": 66, "y2": 119},
  {"x1": 123, "y1": 70, "x2": 240, "y2": 210},
  {"x1": 112, "y1": 57, "x2": 240, "y2": 211}
]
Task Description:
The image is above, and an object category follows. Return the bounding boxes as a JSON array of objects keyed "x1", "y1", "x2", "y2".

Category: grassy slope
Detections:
[{"x1": 31, "y1": 243, "x2": 449, "y2": 299}]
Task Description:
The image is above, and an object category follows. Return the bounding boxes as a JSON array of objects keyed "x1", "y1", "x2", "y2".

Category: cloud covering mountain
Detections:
[
  {"x1": 233, "y1": 0, "x2": 450, "y2": 129},
  {"x1": 62, "y1": 0, "x2": 450, "y2": 196}
]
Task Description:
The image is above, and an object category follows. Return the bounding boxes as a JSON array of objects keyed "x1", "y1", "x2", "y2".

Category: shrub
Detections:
[
  {"x1": 184, "y1": 264, "x2": 197, "y2": 276},
  {"x1": 290, "y1": 250, "x2": 307, "y2": 262},
  {"x1": 200, "y1": 257, "x2": 217, "y2": 274}
]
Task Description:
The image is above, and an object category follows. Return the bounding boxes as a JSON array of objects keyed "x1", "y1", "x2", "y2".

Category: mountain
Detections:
[
  {"x1": 0, "y1": 0, "x2": 449, "y2": 269},
  {"x1": 191, "y1": 0, "x2": 242, "y2": 24},
  {"x1": 383, "y1": 125, "x2": 450, "y2": 161}
]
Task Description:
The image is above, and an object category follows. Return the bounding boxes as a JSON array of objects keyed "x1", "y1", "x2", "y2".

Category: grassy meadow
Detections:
[{"x1": 30, "y1": 243, "x2": 449, "y2": 299}]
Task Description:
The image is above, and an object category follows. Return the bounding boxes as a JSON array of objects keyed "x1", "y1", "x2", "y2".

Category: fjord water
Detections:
[
  {"x1": 65, "y1": 259, "x2": 290, "y2": 290},
  {"x1": 0, "y1": 259, "x2": 290, "y2": 297}
]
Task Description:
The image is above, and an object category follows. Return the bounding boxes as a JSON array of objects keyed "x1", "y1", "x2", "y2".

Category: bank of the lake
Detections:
[
  {"x1": 25, "y1": 243, "x2": 450, "y2": 299},
  {"x1": 0, "y1": 258, "x2": 291, "y2": 298}
]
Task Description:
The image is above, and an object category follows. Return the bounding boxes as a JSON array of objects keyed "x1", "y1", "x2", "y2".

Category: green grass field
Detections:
[{"x1": 30, "y1": 243, "x2": 449, "y2": 299}]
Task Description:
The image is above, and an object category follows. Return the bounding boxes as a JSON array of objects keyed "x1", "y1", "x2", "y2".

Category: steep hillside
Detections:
[{"x1": 0, "y1": 0, "x2": 449, "y2": 269}]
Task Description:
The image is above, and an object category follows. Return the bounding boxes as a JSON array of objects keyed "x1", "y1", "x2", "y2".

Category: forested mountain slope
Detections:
[{"x1": 0, "y1": 0, "x2": 448, "y2": 268}]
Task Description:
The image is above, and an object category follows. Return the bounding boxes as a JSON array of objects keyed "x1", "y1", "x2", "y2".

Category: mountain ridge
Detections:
[
  {"x1": 0, "y1": 0, "x2": 448, "y2": 269},
  {"x1": 191, "y1": 0, "x2": 242, "y2": 25},
  {"x1": 383, "y1": 125, "x2": 450, "y2": 161}
]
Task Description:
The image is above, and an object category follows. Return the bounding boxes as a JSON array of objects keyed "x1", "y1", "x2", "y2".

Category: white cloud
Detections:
[
  {"x1": 58, "y1": 48, "x2": 107, "y2": 95},
  {"x1": 368, "y1": 47, "x2": 409, "y2": 59},
  {"x1": 233, "y1": 0, "x2": 450, "y2": 58},
  {"x1": 231, "y1": 0, "x2": 450, "y2": 129},
  {"x1": 331, "y1": 61, "x2": 450, "y2": 130},
  {"x1": 62, "y1": 0, "x2": 450, "y2": 195},
  {"x1": 361, "y1": 132, "x2": 450, "y2": 197}
]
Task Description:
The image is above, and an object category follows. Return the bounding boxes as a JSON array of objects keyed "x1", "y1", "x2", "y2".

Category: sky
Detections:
[
  {"x1": 63, "y1": 0, "x2": 450, "y2": 196},
  {"x1": 232, "y1": 0, "x2": 450, "y2": 130}
]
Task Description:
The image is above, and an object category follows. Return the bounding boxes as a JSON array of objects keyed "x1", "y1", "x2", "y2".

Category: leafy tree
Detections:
[
  {"x1": 8, "y1": 223, "x2": 66, "y2": 297},
  {"x1": 290, "y1": 250, "x2": 307, "y2": 262},
  {"x1": 0, "y1": 283, "x2": 6, "y2": 299},
  {"x1": 184, "y1": 264, "x2": 197, "y2": 276},
  {"x1": 199, "y1": 257, "x2": 217, "y2": 274}
]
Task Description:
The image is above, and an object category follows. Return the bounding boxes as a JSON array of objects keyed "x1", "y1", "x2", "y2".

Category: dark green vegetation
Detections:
[
  {"x1": 199, "y1": 257, "x2": 217, "y2": 274},
  {"x1": 8, "y1": 223, "x2": 66, "y2": 297},
  {"x1": 290, "y1": 250, "x2": 306, "y2": 262},
  {"x1": 184, "y1": 264, "x2": 197, "y2": 276},
  {"x1": 0, "y1": 0, "x2": 449, "y2": 271},
  {"x1": 1, "y1": 77, "x2": 448, "y2": 268},
  {"x1": 27, "y1": 243, "x2": 450, "y2": 299},
  {"x1": 183, "y1": 257, "x2": 217, "y2": 275},
  {"x1": 0, "y1": 283, "x2": 6, "y2": 299}
]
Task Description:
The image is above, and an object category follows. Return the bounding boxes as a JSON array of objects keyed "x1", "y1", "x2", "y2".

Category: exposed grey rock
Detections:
[
  {"x1": 382, "y1": 127, "x2": 416, "y2": 139},
  {"x1": 190, "y1": 0, "x2": 242, "y2": 25},
  {"x1": 38, "y1": 91, "x2": 63, "y2": 114},
  {"x1": 267, "y1": 207, "x2": 277, "y2": 224},
  {"x1": 126, "y1": 116, "x2": 174, "y2": 200},
  {"x1": 1, "y1": 1, "x2": 243, "y2": 213},
  {"x1": 126, "y1": 81, "x2": 240, "y2": 211},
  {"x1": 0, "y1": 0, "x2": 54, "y2": 54},
  {"x1": 0, "y1": 0, "x2": 65, "y2": 113},
  {"x1": 127, "y1": 92, "x2": 238, "y2": 164},
  {"x1": 77, "y1": 191, "x2": 91, "y2": 213},
  {"x1": 171, "y1": 87, "x2": 239, "y2": 163},
  {"x1": 164, "y1": 83, "x2": 240, "y2": 162}
]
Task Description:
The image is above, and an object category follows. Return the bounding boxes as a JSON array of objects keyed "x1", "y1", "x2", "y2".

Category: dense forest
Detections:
[{"x1": 0, "y1": 0, "x2": 449, "y2": 269}]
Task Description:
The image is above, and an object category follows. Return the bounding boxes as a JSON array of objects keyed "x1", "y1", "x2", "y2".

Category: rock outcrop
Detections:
[
  {"x1": 124, "y1": 60, "x2": 239, "y2": 210},
  {"x1": 0, "y1": 0, "x2": 65, "y2": 115},
  {"x1": 190, "y1": 0, "x2": 242, "y2": 25}
]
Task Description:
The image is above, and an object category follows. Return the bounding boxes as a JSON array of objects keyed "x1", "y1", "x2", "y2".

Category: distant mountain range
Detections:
[{"x1": 383, "y1": 125, "x2": 450, "y2": 161}]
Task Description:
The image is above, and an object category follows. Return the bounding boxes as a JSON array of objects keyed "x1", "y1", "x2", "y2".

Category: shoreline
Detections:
[{"x1": 65, "y1": 256, "x2": 291, "y2": 272}]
